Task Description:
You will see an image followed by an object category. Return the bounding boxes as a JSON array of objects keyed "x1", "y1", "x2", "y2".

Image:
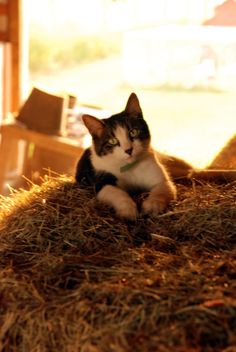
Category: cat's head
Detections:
[{"x1": 82, "y1": 93, "x2": 151, "y2": 163}]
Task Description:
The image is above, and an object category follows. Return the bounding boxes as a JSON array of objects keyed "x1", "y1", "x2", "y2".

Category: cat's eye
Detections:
[
  {"x1": 108, "y1": 137, "x2": 119, "y2": 146},
  {"x1": 129, "y1": 128, "x2": 139, "y2": 138}
]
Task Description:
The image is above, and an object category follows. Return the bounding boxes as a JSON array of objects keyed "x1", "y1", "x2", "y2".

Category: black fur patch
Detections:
[
  {"x1": 94, "y1": 172, "x2": 117, "y2": 193},
  {"x1": 75, "y1": 148, "x2": 94, "y2": 185},
  {"x1": 75, "y1": 148, "x2": 117, "y2": 193}
]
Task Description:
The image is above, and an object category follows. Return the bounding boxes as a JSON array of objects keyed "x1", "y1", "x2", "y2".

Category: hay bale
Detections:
[
  {"x1": 0, "y1": 176, "x2": 236, "y2": 352},
  {"x1": 210, "y1": 134, "x2": 236, "y2": 169}
]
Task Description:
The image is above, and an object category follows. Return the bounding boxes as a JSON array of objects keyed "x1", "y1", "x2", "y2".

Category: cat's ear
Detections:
[
  {"x1": 82, "y1": 114, "x2": 105, "y2": 137},
  {"x1": 125, "y1": 92, "x2": 142, "y2": 117}
]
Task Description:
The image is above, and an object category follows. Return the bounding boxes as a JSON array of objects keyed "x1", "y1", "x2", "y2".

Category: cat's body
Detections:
[{"x1": 75, "y1": 93, "x2": 176, "y2": 220}]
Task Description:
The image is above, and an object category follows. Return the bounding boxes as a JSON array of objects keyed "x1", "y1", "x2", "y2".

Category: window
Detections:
[{"x1": 26, "y1": 0, "x2": 236, "y2": 168}]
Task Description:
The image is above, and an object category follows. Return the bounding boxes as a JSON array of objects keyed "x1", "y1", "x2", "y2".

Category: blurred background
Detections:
[
  {"x1": 0, "y1": 0, "x2": 236, "y2": 194},
  {"x1": 27, "y1": 0, "x2": 236, "y2": 167}
]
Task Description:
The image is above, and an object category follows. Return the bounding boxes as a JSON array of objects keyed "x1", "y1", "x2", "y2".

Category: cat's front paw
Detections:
[
  {"x1": 142, "y1": 196, "x2": 168, "y2": 217},
  {"x1": 116, "y1": 199, "x2": 138, "y2": 221}
]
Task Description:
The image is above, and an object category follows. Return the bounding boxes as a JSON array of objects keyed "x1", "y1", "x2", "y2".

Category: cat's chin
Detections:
[{"x1": 123, "y1": 155, "x2": 136, "y2": 163}]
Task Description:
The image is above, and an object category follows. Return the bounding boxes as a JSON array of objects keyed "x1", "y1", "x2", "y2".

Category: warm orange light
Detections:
[{"x1": 27, "y1": 0, "x2": 236, "y2": 168}]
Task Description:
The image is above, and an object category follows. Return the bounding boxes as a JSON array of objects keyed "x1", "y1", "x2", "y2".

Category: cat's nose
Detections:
[{"x1": 125, "y1": 147, "x2": 133, "y2": 155}]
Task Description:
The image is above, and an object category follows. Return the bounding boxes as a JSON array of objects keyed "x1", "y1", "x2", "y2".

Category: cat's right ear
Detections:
[
  {"x1": 125, "y1": 92, "x2": 142, "y2": 117},
  {"x1": 82, "y1": 114, "x2": 105, "y2": 137}
]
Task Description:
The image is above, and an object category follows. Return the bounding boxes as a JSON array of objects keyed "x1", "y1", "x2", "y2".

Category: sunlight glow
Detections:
[{"x1": 27, "y1": 0, "x2": 236, "y2": 168}]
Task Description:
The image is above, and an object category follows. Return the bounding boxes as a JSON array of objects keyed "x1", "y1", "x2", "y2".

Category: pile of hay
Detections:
[{"x1": 0, "y1": 176, "x2": 236, "y2": 352}]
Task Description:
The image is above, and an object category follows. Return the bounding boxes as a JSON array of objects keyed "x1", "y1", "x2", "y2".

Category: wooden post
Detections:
[
  {"x1": 0, "y1": 1, "x2": 10, "y2": 117},
  {"x1": 8, "y1": 0, "x2": 22, "y2": 114}
]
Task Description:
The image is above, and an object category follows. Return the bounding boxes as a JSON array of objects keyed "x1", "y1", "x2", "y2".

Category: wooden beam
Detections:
[
  {"x1": 2, "y1": 43, "x2": 11, "y2": 117},
  {"x1": 0, "y1": 4, "x2": 8, "y2": 16},
  {"x1": 8, "y1": 0, "x2": 21, "y2": 113},
  {"x1": 0, "y1": 32, "x2": 8, "y2": 42},
  {"x1": 0, "y1": 123, "x2": 84, "y2": 158},
  {"x1": 190, "y1": 169, "x2": 236, "y2": 183},
  {"x1": 0, "y1": 3, "x2": 9, "y2": 42}
]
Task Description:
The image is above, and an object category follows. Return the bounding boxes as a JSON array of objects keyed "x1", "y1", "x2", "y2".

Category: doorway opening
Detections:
[{"x1": 26, "y1": 0, "x2": 236, "y2": 168}]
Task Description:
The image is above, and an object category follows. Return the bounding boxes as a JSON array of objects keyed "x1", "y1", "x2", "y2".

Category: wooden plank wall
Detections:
[
  {"x1": 0, "y1": 1, "x2": 9, "y2": 42},
  {"x1": 0, "y1": 0, "x2": 21, "y2": 116}
]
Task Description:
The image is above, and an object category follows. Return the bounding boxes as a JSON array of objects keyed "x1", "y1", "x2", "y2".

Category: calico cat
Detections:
[{"x1": 75, "y1": 93, "x2": 176, "y2": 220}]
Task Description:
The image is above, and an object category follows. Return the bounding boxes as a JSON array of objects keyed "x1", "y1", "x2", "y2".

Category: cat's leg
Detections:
[
  {"x1": 97, "y1": 185, "x2": 138, "y2": 220},
  {"x1": 142, "y1": 180, "x2": 176, "y2": 217}
]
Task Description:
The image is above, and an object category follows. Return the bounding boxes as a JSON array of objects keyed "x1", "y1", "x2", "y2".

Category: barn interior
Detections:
[{"x1": 0, "y1": 2, "x2": 236, "y2": 351}]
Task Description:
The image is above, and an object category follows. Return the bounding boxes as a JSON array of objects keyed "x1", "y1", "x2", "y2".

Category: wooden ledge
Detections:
[{"x1": 0, "y1": 123, "x2": 84, "y2": 157}]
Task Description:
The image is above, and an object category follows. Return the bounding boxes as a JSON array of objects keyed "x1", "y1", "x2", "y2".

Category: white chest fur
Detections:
[
  {"x1": 118, "y1": 156, "x2": 167, "y2": 191},
  {"x1": 91, "y1": 148, "x2": 168, "y2": 192}
]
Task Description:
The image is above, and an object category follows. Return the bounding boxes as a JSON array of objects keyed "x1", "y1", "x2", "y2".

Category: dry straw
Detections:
[{"x1": 0, "y1": 176, "x2": 236, "y2": 352}]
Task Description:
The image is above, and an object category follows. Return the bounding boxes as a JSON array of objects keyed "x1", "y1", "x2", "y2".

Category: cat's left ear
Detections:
[{"x1": 125, "y1": 92, "x2": 143, "y2": 117}]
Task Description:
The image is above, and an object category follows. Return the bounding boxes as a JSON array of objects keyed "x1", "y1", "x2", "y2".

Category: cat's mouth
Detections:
[{"x1": 124, "y1": 155, "x2": 136, "y2": 162}]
